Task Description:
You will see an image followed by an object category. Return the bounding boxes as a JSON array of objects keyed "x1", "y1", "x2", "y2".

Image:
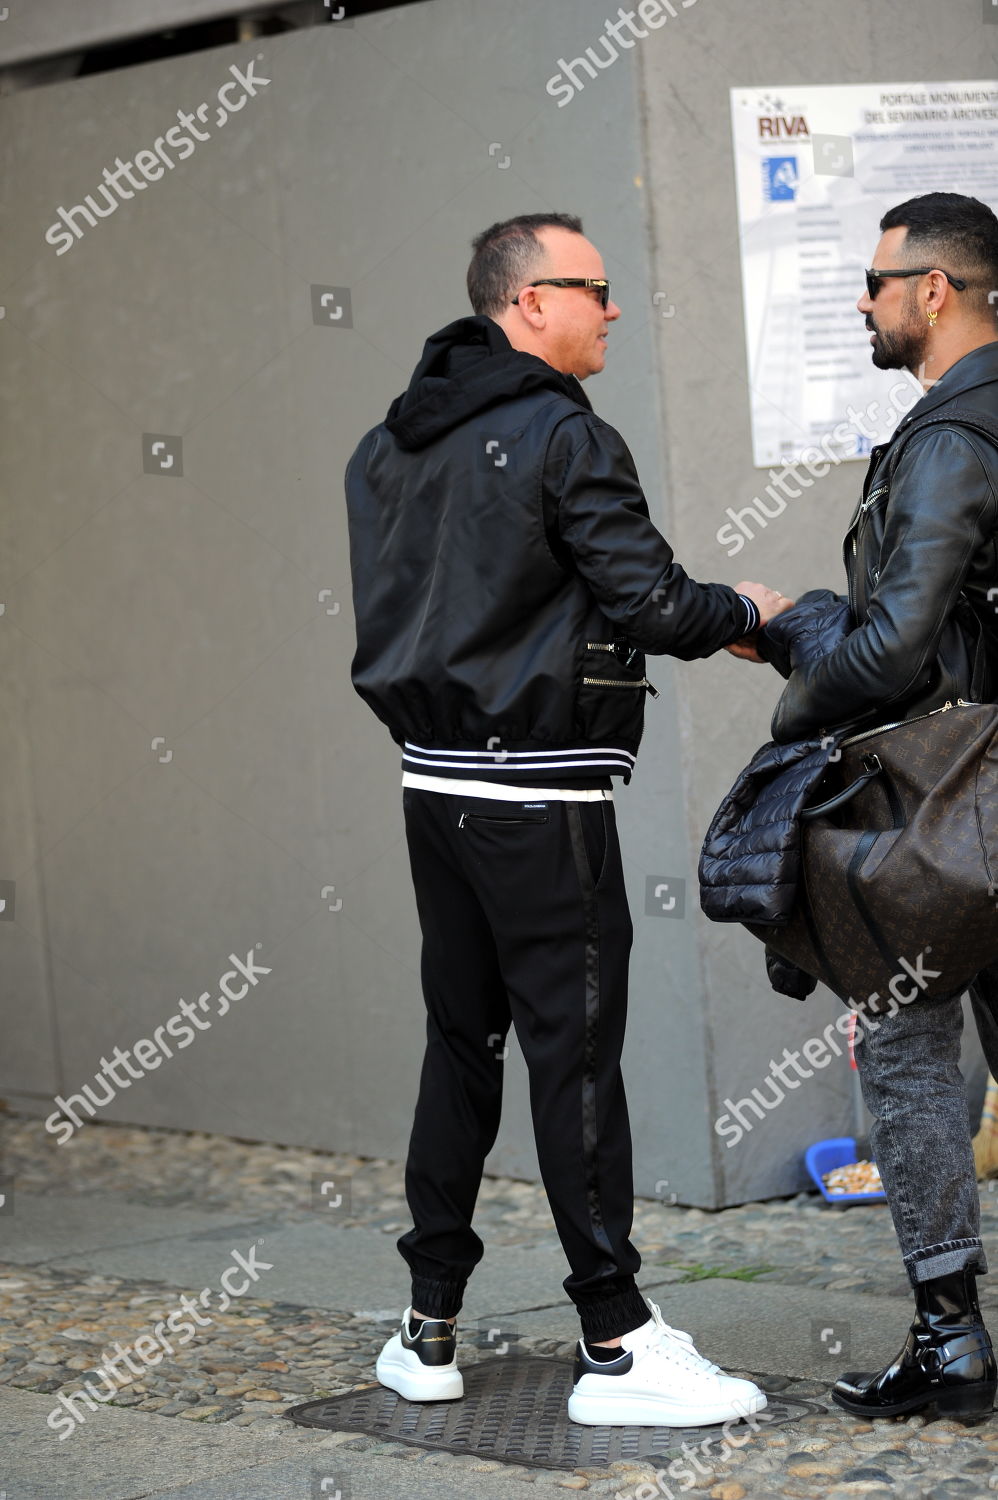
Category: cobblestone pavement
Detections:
[{"x1": 4, "y1": 1112, "x2": 998, "y2": 1497}]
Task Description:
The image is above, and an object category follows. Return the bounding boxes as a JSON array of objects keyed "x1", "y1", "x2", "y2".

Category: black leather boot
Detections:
[{"x1": 832, "y1": 1269, "x2": 997, "y2": 1421}]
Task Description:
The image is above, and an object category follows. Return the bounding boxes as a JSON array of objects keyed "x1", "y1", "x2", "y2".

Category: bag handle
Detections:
[{"x1": 800, "y1": 754, "x2": 882, "y2": 822}]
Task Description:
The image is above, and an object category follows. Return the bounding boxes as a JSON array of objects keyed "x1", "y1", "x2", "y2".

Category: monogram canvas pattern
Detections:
[{"x1": 760, "y1": 706, "x2": 998, "y2": 1008}]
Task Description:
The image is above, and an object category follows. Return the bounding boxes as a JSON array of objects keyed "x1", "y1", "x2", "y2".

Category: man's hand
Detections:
[
  {"x1": 726, "y1": 637, "x2": 765, "y2": 663},
  {"x1": 737, "y1": 581, "x2": 795, "y2": 627},
  {"x1": 726, "y1": 582, "x2": 795, "y2": 664}
]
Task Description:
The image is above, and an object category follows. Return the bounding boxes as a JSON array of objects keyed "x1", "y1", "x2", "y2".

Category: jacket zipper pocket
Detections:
[
  {"x1": 458, "y1": 810, "x2": 550, "y2": 829},
  {"x1": 851, "y1": 481, "x2": 891, "y2": 559},
  {"x1": 582, "y1": 674, "x2": 660, "y2": 699},
  {"x1": 859, "y1": 482, "x2": 889, "y2": 513},
  {"x1": 584, "y1": 644, "x2": 660, "y2": 699}
]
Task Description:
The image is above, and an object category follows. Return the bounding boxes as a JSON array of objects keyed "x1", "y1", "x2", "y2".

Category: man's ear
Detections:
[
  {"x1": 926, "y1": 269, "x2": 950, "y2": 313},
  {"x1": 512, "y1": 286, "x2": 545, "y2": 328}
]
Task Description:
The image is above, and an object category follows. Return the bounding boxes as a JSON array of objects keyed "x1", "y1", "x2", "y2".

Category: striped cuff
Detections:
[{"x1": 737, "y1": 594, "x2": 760, "y2": 635}]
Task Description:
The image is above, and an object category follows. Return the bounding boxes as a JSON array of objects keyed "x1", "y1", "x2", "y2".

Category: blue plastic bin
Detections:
[{"x1": 805, "y1": 1135, "x2": 886, "y2": 1205}]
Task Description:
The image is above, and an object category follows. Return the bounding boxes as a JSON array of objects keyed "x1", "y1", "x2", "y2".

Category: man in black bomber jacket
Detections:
[
  {"x1": 751, "y1": 193, "x2": 998, "y2": 1425},
  {"x1": 345, "y1": 212, "x2": 789, "y2": 1427}
]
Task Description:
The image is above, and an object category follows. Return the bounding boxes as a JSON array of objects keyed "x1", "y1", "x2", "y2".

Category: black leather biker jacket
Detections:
[{"x1": 770, "y1": 342, "x2": 998, "y2": 743}]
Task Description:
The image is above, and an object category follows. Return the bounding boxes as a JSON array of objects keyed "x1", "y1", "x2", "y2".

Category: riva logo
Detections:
[{"x1": 759, "y1": 115, "x2": 810, "y2": 138}]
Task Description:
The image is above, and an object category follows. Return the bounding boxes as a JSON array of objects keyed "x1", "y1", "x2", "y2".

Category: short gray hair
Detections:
[{"x1": 467, "y1": 213, "x2": 584, "y2": 317}]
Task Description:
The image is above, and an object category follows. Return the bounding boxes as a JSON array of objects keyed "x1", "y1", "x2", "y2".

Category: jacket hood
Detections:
[{"x1": 384, "y1": 314, "x2": 592, "y2": 451}]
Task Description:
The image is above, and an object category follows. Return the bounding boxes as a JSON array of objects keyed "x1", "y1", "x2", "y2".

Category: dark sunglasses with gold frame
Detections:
[{"x1": 512, "y1": 277, "x2": 611, "y2": 310}]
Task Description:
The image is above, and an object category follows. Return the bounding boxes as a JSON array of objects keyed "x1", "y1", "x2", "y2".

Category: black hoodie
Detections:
[
  {"x1": 385, "y1": 313, "x2": 592, "y2": 450},
  {"x1": 345, "y1": 315, "x2": 754, "y2": 787}
]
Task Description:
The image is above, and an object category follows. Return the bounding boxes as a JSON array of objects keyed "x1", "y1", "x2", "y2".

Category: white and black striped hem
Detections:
[{"x1": 402, "y1": 741, "x2": 636, "y2": 779}]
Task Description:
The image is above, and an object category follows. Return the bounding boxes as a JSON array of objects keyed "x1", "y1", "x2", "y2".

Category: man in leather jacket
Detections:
[
  {"x1": 752, "y1": 192, "x2": 998, "y2": 1422},
  {"x1": 346, "y1": 212, "x2": 788, "y2": 1426}
]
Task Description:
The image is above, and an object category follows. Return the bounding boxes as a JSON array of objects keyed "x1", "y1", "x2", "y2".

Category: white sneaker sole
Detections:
[
  {"x1": 567, "y1": 1385, "x2": 767, "y2": 1427},
  {"x1": 375, "y1": 1349, "x2": 464, "y2": 1402}
]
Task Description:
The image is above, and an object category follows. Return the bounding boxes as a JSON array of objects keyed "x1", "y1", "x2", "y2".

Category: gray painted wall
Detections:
[
  {"x1": 634, "y1": 0, "x2": 992, "y2": 1203},
  {"x1": 0, "y1": 0, "x2": 988, "y2": 1208}
]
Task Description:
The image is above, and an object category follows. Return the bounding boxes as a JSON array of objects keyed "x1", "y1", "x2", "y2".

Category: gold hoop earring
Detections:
[{"x1": 927, "y1": 308, "x2": 938, "y2": 327}]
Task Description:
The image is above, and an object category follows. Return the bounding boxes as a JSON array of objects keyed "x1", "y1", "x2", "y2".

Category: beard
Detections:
[{"x1": 867, "y1": 289, "x2": 929, "y2": 373}]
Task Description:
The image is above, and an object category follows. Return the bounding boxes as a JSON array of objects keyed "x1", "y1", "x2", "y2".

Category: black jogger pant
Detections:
[{"x1": 396, "y1": 786, "x2": 650, "y2": 1344}]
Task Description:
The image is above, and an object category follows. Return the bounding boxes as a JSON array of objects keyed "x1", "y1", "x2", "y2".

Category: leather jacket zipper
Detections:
[
  {"x1": 847, "y1": 477, "x2": 890, "y2": 606},
  {"x1": 859, "y1": 482, "x2": 889, "y2": 513}
]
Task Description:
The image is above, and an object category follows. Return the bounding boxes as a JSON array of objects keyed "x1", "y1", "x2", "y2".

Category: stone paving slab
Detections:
[
  {"x1": 143, "y1": 1458, "x2": 540, "y2": 1494},
  {"x1": 142, "y1": 1450, "x2": 590, "y2": 1499},
  {"x1": 1, "y1": 1191, "x2": 580, "y2": 1324},
  {"x1": 0, "y1": 1386, "x2": 634, "y2": 1500},
  {"x1": 0, "y1": 1196, "x2": 268, "y2": 1267},
  {"x1": 508, "y1": 1279, "x2": 918, "y2": 1383},
  {"x1": 0, "y1": 1386, "x2": 325, "y2": 1500}
]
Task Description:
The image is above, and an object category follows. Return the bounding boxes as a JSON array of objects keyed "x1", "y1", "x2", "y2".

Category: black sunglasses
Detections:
[
  {"x1": 512, "y1": 277, "x2": 611, "y2": 310},
  {"x1": 865, "y1": 266, "x2": 967, "y2": 300}
]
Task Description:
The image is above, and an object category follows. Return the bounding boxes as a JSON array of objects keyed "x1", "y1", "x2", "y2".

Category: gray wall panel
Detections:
[{"x1": 637, "y1": 0, "x2": 992, "y2": 1202}]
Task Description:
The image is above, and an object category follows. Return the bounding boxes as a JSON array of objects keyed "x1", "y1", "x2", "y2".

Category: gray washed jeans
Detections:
[{"x1": 851, "y1": 962, "x2": 998, "y2": 1286}]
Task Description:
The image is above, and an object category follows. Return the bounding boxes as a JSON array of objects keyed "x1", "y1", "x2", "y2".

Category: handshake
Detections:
[{"x1": 729, "y1": 581, "x2": 795, "y2": 663}]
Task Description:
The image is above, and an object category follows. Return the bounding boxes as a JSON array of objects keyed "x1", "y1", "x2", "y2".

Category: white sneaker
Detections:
[
  {"x1": 567, "y1": 1299, "x2": 768, "y2": 1427},
  {"x1": 375, "y1": 1306, "x2": 463, "y2": 1401}
]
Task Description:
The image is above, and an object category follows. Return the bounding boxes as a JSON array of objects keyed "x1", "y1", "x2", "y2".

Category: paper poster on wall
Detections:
[{"x1": 730, "y1": 80, "x2": 998, "y2": 468}]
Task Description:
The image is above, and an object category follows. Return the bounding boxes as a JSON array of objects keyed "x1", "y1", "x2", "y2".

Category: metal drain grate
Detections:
[{"x1": 285, "y1": 1356, "x2": 827, "y2": 1471}]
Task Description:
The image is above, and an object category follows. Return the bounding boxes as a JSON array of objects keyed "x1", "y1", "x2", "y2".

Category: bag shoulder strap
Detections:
[
  {"x1": 884, "y1": 406, "x2": 998, "y2": 701},
  {"x1": 885, "y1": 406, "x2": 998, "y2": 485}
]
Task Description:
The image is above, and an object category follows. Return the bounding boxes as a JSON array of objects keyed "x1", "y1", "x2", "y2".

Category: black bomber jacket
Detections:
[
  {"x1": 769, "y1": 342, "x2": 998, "y2": 743},
  {"x1": 345, "y1": 315, "x2": 754, "y2": 787}
]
